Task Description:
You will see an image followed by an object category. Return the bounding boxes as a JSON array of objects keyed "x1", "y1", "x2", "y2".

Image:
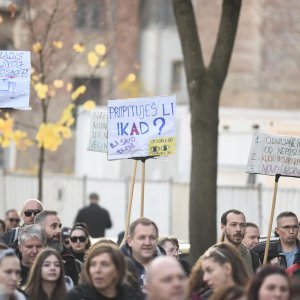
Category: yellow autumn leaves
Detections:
[
  {"x1": 0, "y1": 113, "x2": 32, "y2": 150},
  {"x1": 87, "y1": 44, "x2": 106, "y2": 68},
  {"x1": 36, "y1": 105, "x2": 75, "y2": 151}
]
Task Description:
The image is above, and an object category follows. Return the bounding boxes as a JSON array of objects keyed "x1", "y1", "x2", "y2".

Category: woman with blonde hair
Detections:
[
  {"x1": 188, "y1": 242, "x2": 250, "y2": 300},
  {"x1": 25, "y1": 248, "x2": 67, "y2": 300}
]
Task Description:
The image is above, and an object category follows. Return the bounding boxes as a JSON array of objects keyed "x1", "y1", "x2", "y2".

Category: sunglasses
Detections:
[
  {"x1": 24, "y1": 209, "x2": 41, "y2": 217},
  {"x1": 9, "y1": 218, "x2": 20, "y2": 223},
  {"x1": 70, "y1": 236, "x2": 87, "y2": 243}
]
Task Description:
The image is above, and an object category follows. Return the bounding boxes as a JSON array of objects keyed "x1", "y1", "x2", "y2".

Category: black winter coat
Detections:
[{"x1": 65, "y1": 283, "x2": 144, "y2": 300}]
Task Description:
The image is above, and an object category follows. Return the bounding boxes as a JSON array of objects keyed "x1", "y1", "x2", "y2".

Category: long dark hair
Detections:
[
  {"x1": 247, "y1": 265, "x2": 290, "y2": 300},
  {"x1": 25, "y1": 248, "x2": 66, "y2": 300}
]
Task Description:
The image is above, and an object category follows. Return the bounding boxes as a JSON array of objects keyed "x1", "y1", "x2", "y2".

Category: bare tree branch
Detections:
[{"x1": 209, "y1": 0, "x2": 241, "y2": 86}]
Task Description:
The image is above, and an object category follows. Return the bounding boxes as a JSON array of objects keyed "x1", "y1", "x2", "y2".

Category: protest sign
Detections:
[
  {"x1": 247, "y1": 132, "x2": 300, "y2": 177},
  {"x1": 0, "y1": 51, "x2": 31, "y2": 109},
  {"x1": 87, "y1": 109, "x2": 107, "y2": 152},
  {"x1": 107, "y1": 95, "x2": 176, "y2": 160}
]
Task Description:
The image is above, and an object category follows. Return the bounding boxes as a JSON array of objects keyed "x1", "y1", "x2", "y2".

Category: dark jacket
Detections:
[
  {"x1": 120, "y1": 242, "x2": 165, "y2": 292},
  {"x1": 75, "y1": 203, "x2": 112, "y2": 238},
  {"x1": 62, "y1": 246, "x2": 83, "y2": 286},
  {"x1": 2, "y1": 226, "x2": 21, "y2": 245},
  {"x1": 65, "y1": 283, "x2": 144, "y2": 300},
  {"x1": 252, "y1": 239, "x2": 300, "y2": 268}
]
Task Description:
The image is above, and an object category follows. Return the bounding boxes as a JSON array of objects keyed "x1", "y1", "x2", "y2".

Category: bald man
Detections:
[
  {"x1": 146, "y1": 256, "x2": 187, "y2": 300},
  {"x1": 2, "y1": 199, "x2": 43, "y2": 245}
]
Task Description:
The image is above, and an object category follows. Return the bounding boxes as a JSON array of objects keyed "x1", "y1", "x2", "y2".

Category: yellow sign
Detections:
[{"x1": 148, "y1": 137, "x2": 176, "y2": 156}]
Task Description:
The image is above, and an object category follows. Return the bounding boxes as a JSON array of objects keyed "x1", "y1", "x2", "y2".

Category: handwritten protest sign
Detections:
[
  {"x1": 0, "y1": 51, "x2": 31, "y2": 109},
  {"x1": 247, "y1": 132, "x2": 300, "y2": 177},
  {"x1": 87, "y1": 109, "x2": 107, "y2": 152},
  {"x1": 107, "y1": 95, "x2": 176, "y2": 160}
]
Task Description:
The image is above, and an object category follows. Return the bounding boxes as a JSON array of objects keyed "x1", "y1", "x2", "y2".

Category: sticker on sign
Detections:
[{"x1": 246, "y1": 132, "x2": 300, "y2": 177}]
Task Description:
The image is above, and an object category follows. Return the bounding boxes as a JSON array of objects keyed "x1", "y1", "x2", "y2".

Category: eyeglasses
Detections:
[
  {"x1": 24, "y1": 209, "x2": 41, "y2": 217},
  {"x1": 8, "y1": 218, "x2": 20, "y2": 223},
  {"x1": 70, "y1": 236, "x2": 87, "y2": 243},
  {"x1": 280, "y1": 225, "x2": 299, "y2": 231}
]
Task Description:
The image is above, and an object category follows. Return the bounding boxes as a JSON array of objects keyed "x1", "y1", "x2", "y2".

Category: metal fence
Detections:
[{"x1": 0, "y1": 173, "x2": 299, "y2": 241}]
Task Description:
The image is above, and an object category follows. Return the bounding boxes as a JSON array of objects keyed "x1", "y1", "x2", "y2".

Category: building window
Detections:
[
  {"x1": 0, "y1": 41, "x2": 13, "y2": 50},
  {"x1": 141, "y1": 0, "x2": 175, "y2": 28},
  {"x1": 171, "y1": 60, "x2": 183, "y2": 92},
  {"x1": 73, "y1": 77, "x2": 102, "y2": 125},
  {"x1": 75, "y1": 0, "x2": 103, "y2": 29},
  {"x1": 73, "y1": 77, "x2": 102, "y2": 106}
]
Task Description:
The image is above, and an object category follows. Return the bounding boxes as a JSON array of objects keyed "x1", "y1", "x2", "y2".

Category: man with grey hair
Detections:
[
  {"x1": 146, "y1": 256, "x2": 187, "y2": 300},
  {"x1": 35, "y1": 210, "x2": 82, "y2": 286},
  {"x1": 17, "y1": 224, "x2": 46, "y2": 286}
]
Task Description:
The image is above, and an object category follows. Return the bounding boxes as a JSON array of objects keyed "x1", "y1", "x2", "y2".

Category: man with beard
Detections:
[
  {"x1": 34, "y1": 210, "x2": 82, "y2": 285},
  {"x1": 221, "y1": 209, "x2": 260, "y2": 274},
  {"x1": 253, "y1": 211, "x2": 299, "y2": 268}
]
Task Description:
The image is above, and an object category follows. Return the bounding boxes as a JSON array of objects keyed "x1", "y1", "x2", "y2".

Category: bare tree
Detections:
[{"x1": 173, "y1": 0, "x2": 242, "y2": 263}]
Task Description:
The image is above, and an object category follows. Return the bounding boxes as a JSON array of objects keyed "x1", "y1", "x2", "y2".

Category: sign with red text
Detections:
[
  {"x1": 0, "y1": 51, "x2": 31, "y2": 109},
  {"x1": 247, "y1": 132, "x2": 300, "y2": 177},
  {"x1": 107, "y1": 95, "x2": 176, "y2": 160}
]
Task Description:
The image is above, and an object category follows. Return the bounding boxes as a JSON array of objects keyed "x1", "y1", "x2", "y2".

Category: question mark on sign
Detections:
[{"x1": 153, "y1": 117, "x2": 165, "y2": 135}]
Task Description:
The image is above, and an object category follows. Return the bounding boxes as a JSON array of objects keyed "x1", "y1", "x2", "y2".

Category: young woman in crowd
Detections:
[
  {"x1": 188, "y1": 242, "x2": 249, "y2": 300},
  {"x1": 0, "y1": 247, "x2": 27, "y2": 300},
  {"x1": 25, "y1": 248, "x2": 67, "y2": 300},
  {"x1": 65, "y1": 242, "x2": 143, "y2": 300},
  {"x1": 247, "y1": 264, "x2": 290, "y2": 300},
  {"x1": 69, "y1": 223, "x2": 91, "y2": 263}
]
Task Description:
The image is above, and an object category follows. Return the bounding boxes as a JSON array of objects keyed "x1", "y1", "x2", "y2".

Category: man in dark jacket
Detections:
[
  {"x1": 121, "y1": 217, "x2": 165, "y2": 292},
  {"x1": 74, "y1": 193, "x2": 112, "y2": 238},
  {"x1": 252, "y1": 211, "x2": 299, "y2": 268}
]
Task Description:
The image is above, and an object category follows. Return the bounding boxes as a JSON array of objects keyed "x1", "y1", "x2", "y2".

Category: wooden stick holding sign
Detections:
[
  {"x1": 247, "y1": 132, "x2": 300, "y2": 264},
  {"x1": 122, "y1": 160, "x2": 138, "y2": 245},
  {"x1": 263, "y1": 174, "x2": 280, "y2": 265},
  {"x1": 140, "y1": 158, "x2": 146, "y2": 217}
]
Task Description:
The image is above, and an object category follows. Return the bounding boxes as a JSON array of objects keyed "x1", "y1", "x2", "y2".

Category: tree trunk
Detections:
[
  {"x1": 173, "y1": 0, "x2": 242, "y2": 264},
  {"x1": 38, "y1": 146, "x2": 45, "y2": 201}
]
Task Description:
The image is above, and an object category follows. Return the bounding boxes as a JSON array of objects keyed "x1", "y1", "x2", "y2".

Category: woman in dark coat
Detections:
[{"x1": 65, "y1": 242, "x2": 144, "y2": 300}]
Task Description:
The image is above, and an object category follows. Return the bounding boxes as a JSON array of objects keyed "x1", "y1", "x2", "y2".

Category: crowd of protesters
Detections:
[{"x1": 0, "y1": 195, "x2": 299, "y2": 300}]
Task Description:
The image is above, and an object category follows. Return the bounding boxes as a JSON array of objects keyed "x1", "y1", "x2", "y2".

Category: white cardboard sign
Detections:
[
  {"x1": 0, "y1": 51, "x2": 31, "y2": 109},
  {"x1": 107, "y1": 95, "x2": 176, "y2": 160},
  {"x1": 87, "y1": 109, "x2": 107, "y2": 153},
  {"x1": 247, "y1": 132, "x2": 300, "y2": 177}
]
